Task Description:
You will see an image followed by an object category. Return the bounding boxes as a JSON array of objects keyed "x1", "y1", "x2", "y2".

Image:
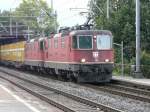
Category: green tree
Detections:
[
  {"x1": 13, "y1": 0, "x2": 57, "y2": 36},
  {"x1": 141, "y1": 51, "x2": 150, "y2": 78},
  {"x1": 89, "y1": 0, "x2": 150, "y2": 76},
  {"x1": 89, "y1": 0, "x2": 150, "y2": 60}
]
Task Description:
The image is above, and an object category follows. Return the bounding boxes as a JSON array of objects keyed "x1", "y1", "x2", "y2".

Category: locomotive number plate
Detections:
[{"x1": 93, "y1": 52, "x2": 99, "y2": 58}]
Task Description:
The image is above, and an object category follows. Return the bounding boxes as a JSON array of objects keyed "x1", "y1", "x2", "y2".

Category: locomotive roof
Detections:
[{"x1": 70, "y1": 30, "x2": 112, "y2": 36}]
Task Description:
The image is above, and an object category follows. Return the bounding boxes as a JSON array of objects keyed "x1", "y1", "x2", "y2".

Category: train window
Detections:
[
  {"x1": 61, "y1": 37, "x2": 65, "y2": 48},
  {"x1": 48, "y1": 39, "x2": 51, "y2": 48},
  {"x1": 97, "y1": 35, "x2": 111, "y2": 49},
  {"x1": 72, "y1": 36, "x2": 92, "y2": 49},
  {"x1": 78, "y1": 35, "x2": 92, "y2": 49},
  {"x1": 54, "y1": 38, "x2": 58, "y2": 48},
  {"x1": 72, "y1": 36, "x2": 78, "y2": 49},
  {"x1": 39, "y1": 41, "x2": 44, "y2": 50}
]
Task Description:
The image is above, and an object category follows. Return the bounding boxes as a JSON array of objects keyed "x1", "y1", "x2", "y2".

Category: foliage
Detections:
[
  {"x1": 89, "y1": 0, "x2": 150, "y2": 76},
  {"x1": 14, "y1": 0, "x2": 57, "y2": 36},
  {"x1": 141, "y1": 51, "x2": 150, "y2": 78},
  {"x1": 0, "y1": 0, "x2": 57, "y2": 37},
  {"x1": 90, "y1": 0, "x2": 150, "y2": 51}
]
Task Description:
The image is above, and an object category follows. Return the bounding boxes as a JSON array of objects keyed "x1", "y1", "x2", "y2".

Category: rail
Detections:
[{"x1": 0, "y1": 68, "x2": 123, "y2": 112}]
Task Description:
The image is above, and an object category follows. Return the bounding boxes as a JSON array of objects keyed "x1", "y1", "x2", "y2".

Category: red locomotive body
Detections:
[
  {"x1": 25, "y1": 38, "x2": 45, "y2": 71},
  {"x1": 25, "y1": 30, "x2": 114, "y2": 83}
]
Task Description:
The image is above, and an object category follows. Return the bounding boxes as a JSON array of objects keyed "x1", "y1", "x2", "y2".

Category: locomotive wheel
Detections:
[
  {"x1": 57, "y1": 70, "x2": 69, "y2": 81},
  {"x1": 72, "y1": 72, "x2": 80, "y2": 83},
  {"x1": 57, "y1": 75, "x2": 68, "y2": 81},
  {"x1": 68, "y1": 75, "x2": 75, "y2": 82},
  {"x1": 63, "y1": 75, "x2": 69, "y2": 81}
]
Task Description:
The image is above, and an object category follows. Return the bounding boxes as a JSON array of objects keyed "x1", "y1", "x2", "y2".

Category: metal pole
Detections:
[
  {"x1": 107, "y1": 0, "x2": 109, "y2": 19},
  {"x1": 10, "y1": 9, "x2": 12, "y2": 35},
  {"x1": 10, "y1": 18, "x2": 12, "y2": 35},
  {"x1": 136, "y1": 0, "x2": 140, "y2": 72},
  {"x1": 16, "y1": 22, "x2": 18, "y2": 38},
  {"x1": 51, "y1": 0, "x2": 53, "y2": 11},
  {"x1": 134, "y1": 0, "x2": 143, "y2": 78},
  {"x1": 54, "y1": 11, "x2": 57, "y2": 33},
  {"x1": 121, "y1": 41, "x2": 124, "y2": 76},
  {"x1": 91, "y1": 0, "x2": 103, "y2": 14}
]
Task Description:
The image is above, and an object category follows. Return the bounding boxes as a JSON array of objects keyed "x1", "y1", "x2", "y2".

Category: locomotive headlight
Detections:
[
  {"x1": 81, "y1": 58, "x2": 86, "y2": 63},
  {"x1": 94, "y1": 35, "x2": 97, "y2": 39},
  {"x1": 105, "y1": 59, "x2": 109, "y2": 62}
]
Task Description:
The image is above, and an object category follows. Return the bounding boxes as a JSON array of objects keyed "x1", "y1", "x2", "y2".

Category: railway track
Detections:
[
  {"x1": 0, "y1": 69, "x2": 123, "y2": 112},
  {"x1": 84, "y1": 83, "x2": 150, "y2": 103}
]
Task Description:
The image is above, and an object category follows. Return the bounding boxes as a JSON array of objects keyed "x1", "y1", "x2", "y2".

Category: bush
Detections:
[{"x1": 141, "y1": 51, "x2": 150, "y2": 78}]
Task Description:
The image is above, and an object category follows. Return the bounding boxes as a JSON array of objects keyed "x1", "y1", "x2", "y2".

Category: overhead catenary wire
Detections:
[{"x1": 58, "y1": 13, "x2": 84, "y2": 22}]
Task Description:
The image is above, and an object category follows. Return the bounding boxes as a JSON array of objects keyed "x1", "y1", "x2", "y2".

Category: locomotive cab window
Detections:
[
  {"x1": 72, "y1": 36, "x2": 78, "y2": 49},
  {"x1": 72, "y1": 35, "x2": 92, "y2": 49},
  {"x1": 39, "y1": 41, "x2": 45, "y2": 50},
  {"x1": 97, "y1": 35, "x2": 112, "y2": 49}
]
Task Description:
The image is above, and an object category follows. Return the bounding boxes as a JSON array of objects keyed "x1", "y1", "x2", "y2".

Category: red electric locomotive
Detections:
[{"x1": 25, "y1": 27, "x2": 114, "y2": 83}]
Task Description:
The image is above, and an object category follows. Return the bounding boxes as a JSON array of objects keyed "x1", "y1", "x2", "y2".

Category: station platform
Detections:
[
  {"x1": 0, "y1": 84, "x2": 39, "y2": 112},
  {"x1": 0, "y1": 70, "x2": 63, "y2": 112},
  {"x1": 112, "y1": 75, "x2": 150, "y2": 88}
]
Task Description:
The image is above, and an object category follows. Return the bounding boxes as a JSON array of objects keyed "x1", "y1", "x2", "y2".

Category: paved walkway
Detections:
[
  {"x1": 113, "y1": 75, "x2": 150, "y2": 86},
  {"x1": 0, "y1": 84, "x2": 39, "y2": 112}
]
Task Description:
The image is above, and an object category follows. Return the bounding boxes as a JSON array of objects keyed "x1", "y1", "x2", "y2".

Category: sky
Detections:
[{"x1": 0, "y1": 0, "x2": 90, "y2": 27}]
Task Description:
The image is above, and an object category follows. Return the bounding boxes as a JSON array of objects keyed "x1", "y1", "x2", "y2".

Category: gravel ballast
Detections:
[{"x1": 0, "y1": 67, "x2": 150, "y2": 112}]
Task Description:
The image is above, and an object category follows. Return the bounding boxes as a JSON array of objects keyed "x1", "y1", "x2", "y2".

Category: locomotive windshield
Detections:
[
  {"x1": 97, "y1": 35, "x2": 112, "y2": 49},
  {"x1": 79, "y1": 35, "x2": 92, "y2": 49},
  {"x1": 72, "y1": 35, "x2": 92, "y2": 49}
]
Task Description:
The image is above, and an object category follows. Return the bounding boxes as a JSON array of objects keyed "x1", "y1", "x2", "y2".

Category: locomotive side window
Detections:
[
  {"x1": 78, "y1": 35, "x2": 92, "y2": 49},
  {"x1": 54, "y1": 38, "x2": 58, "y2": 48},
  {"x1": 61, "y1": 37, "x2": 65, "y2": 48},
  {"x1": 72, "y1": 36, "x2": 78, "y2": 49},
  {"x1": 39, "y1": 41, "x2": 44, "y2": 50},
  {"x1": 97, "y1": 35, "x2": 112, "y2": 49}
]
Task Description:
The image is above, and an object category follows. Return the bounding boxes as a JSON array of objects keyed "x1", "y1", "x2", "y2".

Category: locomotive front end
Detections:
[{"x1": 70, "y1": 30, "x2": 114, "y2": 83}]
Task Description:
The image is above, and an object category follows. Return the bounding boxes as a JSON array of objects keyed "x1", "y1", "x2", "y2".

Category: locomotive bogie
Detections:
[{"x1": 68, "y1": 63, "x2": 113, "y2": 83}]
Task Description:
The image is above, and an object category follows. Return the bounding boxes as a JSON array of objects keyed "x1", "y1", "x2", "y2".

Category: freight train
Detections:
[{"x1": 0, "y1": 27, "x2": 114, "y2": 83}]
